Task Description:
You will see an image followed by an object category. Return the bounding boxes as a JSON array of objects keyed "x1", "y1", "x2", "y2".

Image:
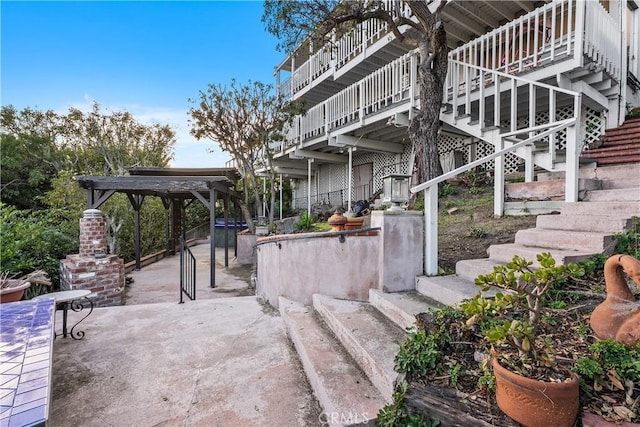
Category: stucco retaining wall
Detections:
[
  {"x1": 371, "y1": 210, "x2": 424, "y2": 292},
  {"x1": 256, "y1": 231, "x2": 380, "y2": 308}
]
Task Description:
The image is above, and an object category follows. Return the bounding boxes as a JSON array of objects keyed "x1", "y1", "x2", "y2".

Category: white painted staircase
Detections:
[{"x1": 418, "y1": 164, "x2": 640, "y2": 306}]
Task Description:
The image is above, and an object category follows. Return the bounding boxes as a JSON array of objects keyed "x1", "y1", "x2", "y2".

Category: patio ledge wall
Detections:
[{"x1": 256, "y1": 210, "x2": 423, "y2": 308}]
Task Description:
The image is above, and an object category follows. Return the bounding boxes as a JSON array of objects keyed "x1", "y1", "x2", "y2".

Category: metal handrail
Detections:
[
  {"x1": 411, "y1": 118, "x2": 576, "y2": 193},
  {"x1": 179, "y1": 237, "x2": 196, "y2": 303},
  {"x1": 255, "y1": 227, "x2": 381, "y2": 247}
]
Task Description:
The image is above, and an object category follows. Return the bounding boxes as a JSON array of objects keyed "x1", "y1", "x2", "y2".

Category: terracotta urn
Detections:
[
  {"x1": 493, "y1": 358, "x2": 579, "y2": 427},
  {"x1": 0, "y1": 279, "x2": 31, "y2": 303},
  {"x1": 327, "y1": 210, "x2": 347, "y2": 232},
  {"x1": 590, "y1": 254, "x2": 640, "y2": 346}
]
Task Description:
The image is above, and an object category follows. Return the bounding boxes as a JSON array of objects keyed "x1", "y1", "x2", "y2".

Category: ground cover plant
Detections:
[{"x1": 378, "y1": 222, "x2": 640, "y2": 426}]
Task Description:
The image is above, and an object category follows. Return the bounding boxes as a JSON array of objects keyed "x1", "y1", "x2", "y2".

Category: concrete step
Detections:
[
  {"x1": 536, "y1": 213, "x2": 633, "y2": 233},
  {"x1": 599, "y1": 176, "x2": 640, "y2": 190},
  {"x1": 369, "y1": 289, "x2": 442, "y2": 331},
  {"x1": 313, "y1": 294, "x2": 405, "y2": 400},
  {"x1": 455, "y1": 258, "x2": 505, "y2": 282},
  {"x1": 504, "y1": 201, "x2": 564, "y2": 216},
  {"x1": 537, "y1": 163, "x2": 640, "y2": 186},
  {"x1": 514, "y1": 228, "x2": 616, "y2": 253},
  {"x1": 560, "y1": 201, "x2": 640, "y2": 217},
  {"x1": 416, "y1": 274, "x2": 488, "y2": 306},
  {"x1": 583, "y1": 188, "x2": 640, "y2": 202},
  {"x1": 505, "y1": 179, "x2": 600, "y2": 201},
  {"x1": 279, "y1": 297, "x2": 386, "y2": 425},
  {"x1": 488, "y1": 243, "x2": 597, "y2": 266}
]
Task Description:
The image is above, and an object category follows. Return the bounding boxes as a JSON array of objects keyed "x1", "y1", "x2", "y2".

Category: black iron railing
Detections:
[{"x1": 179, "y1": 237, "x2": 196, "y2": 303}]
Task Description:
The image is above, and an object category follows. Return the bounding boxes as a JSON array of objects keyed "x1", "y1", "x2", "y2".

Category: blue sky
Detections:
[{"x1": 1, "y1": 1, "x2": 285, "y2": 167}]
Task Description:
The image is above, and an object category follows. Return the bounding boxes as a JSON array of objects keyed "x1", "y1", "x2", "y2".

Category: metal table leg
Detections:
[{"x1": 69, "y1": 297, "x2": 94, "y2": 340}]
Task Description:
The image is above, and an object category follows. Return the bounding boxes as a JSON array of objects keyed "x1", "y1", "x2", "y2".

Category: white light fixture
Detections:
[{"x1": 382, "y1": 174, "x2": 410, "y2": 211}]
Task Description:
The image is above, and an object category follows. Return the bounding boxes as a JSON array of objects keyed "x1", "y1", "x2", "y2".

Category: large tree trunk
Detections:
[{"x1": 408, "y1": 9, "x2": 449, "y2": 185}]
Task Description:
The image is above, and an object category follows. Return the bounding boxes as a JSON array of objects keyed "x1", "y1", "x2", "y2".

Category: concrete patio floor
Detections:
[{"x1": 49, "y1": 242, "x2": 323, "y2": 426}]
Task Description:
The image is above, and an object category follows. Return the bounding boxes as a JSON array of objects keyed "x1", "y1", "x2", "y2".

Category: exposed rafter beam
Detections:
[
  {"x1": 272, "y1": 159, "x2": 315, "y2": 169},
  {"x1": 331, "y1": 135, "x2": 404, "y2": 154},
  {"x1": 444, "y1": 24, "x2": 470, "y2": 45},
  {"x1": 273, "y1": 167, "x2": 311, "y2": 178},
  {"x1": 291, "y1": 149, "x2": 347, "y2": 163},
  {"x1": 482, "y1": 1, "x2": 514, "y2": 21},
  {"x1": 442, "y1": 10, "x2": 485, "y2": 37},
  {"x1": 453, "y1": 2, "x2": 498, "y2": 29},
  {"x1": 513, "y1": 1, "x2": 534, "y2": 13}
]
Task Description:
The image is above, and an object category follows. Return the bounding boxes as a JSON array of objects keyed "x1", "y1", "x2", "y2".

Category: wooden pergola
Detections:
[{"x1": 75, "y1": 167, "x2": 243, "y2": 288}]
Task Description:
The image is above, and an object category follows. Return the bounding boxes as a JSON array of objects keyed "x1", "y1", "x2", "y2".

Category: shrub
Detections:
[
  {"x1": 0, "y1": 203, "x2": 78, "y2": 293},
  {"x1": 295, "y1": 212, "x2": 314, "y2": 231}
]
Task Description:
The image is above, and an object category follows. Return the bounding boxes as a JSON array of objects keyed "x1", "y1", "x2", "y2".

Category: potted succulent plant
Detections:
[{"x1": 462, "y1": 253, "x2": 585, "y2": 427}]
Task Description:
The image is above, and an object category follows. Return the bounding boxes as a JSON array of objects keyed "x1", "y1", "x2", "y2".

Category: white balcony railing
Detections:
[
  {"x1": 449, "y1": 0, "x2": 620, "y2": 81},
  {"x1": 275, "y1": 52, "x2": 416, "y2": 150},
  {"x1": 279, "y1": 0, "x2": 622, "y2": 99},
  {"x1": 450, "y1": 0, "x2": 578, "y2": 75},
  {"x1": 584, "y1": 0, "x2": 621, "y2": 78},
  {"x1": 279, "y1": 0, "x2": 412, "y2": 97}
]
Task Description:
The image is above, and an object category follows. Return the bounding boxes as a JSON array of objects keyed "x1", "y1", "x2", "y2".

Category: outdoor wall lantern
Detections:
[{"x1": 382, "y1": 174, "x2": 411, "y2": 211}]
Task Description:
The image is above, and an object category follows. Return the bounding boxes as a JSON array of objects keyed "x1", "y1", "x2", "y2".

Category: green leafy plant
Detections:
[
  {"x1": 462, "y1": 253, "x2": 585, "y2": 375},
  {"x1": 377, "y1": 381, "x2": 441, "y2": 427},
  {"x1": 468, "y1": 226, "x2": 486, "y2": 238},
  {"x1": 295, "y1": 211, "x2": 314, "y2": 231},
  {"x1": 439, "y1": 183, "x2": 457, "y2": 197},
  {"x1": 394, "y1": 328, "x2": 444, "y2": 381},
  {"x1": 575, "y1": 340, "x2": 640, "y2": 421},
  {"x1": 613, "y1": 219, "x2": 640, "y2": 259}
]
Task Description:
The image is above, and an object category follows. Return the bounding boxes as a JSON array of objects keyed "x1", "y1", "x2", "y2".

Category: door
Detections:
[{"x1": 353, "y1": 163, "x2": 373, "y2": 201}]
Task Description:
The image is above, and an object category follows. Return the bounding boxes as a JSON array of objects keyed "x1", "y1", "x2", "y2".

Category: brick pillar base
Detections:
[
  {"x1": 59, "y1": 209, "x2": 126, "y2": 307},
  {"x1": 60, "y1": 254, "x2": 125, "y2": 307}
]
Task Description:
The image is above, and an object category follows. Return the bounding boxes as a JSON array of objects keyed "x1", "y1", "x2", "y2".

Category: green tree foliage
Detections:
[
  {"x1": 1, "y1": 103, "x2": 176, "y2": 177},
  {"x1": 262, "y1": 0, "x2": 449, "y2": 184},
  {"x1": 0, "y1": 203, "x2": 78, "y2": 291},
  {"x1": 0, "y1": 134, "x2": 62, "y2": 209},
  {"x1": 1, "y1": 103, "x2": 179, "y2": 274},
  {"x1": 61, "y1": 103, "x2": 175, "y2": 175},
  {"x1": 189, "y1": 80, "x2": 301, "y2": 232}
]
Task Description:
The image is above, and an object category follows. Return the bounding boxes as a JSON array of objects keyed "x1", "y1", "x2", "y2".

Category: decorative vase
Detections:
[
  {"x1": 590, "y1": 254, "x2": 640, "y2": 346},
  {"x1": 327, "y1": 210, "x2": 347, "y2": 232},
  {"x1": 0, "y1": 279, "x2": 31, "y2": 303},
  {"x1": 493, "y1": 358, "x2": 579, "y2": 427}
]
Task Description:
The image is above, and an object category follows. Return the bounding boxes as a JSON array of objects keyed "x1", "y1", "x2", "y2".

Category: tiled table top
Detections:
[{"x1": 0, "y1": 298, "x2": 55, "y2": 427}]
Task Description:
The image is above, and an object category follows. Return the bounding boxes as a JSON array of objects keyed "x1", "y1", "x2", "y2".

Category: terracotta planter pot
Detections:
[
  {"x1": 493, "y1": 358, "x2": 579, "y2": 427},
  {"x1": 344, "y1": 216, "x2": 365, "y2": 230},
  {"x1": 0, "y1": 280, "x2": 31, "y2": 303}
]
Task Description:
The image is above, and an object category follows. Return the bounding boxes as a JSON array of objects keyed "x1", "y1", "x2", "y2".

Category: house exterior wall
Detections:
[{"x1": 275, "y1": 0, "x2": 634, "y2": 213}]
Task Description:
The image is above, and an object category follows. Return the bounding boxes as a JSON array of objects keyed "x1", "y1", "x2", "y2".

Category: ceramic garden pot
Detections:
[
  {"x1": 344, "y1": 216, "x2": 365, "y2": 230},
  {"x1": 493, "y1": 358, "x2": 579, "y2": 427},
  {"x1": 0, "y1": 279, "x2": 31, "y2": 303}
]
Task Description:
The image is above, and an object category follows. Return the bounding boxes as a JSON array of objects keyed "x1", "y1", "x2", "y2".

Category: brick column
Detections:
[
  {"x1": 60, "y1": 209, "x2": 125, "y2": 307},
  {"x1": 79, "y1": 209, "x2": 108, "y2": 257}
]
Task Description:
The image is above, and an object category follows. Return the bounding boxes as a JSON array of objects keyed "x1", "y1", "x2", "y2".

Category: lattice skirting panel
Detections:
[{"x1": 291, "y1": 107, "x2": 603, "y2": 204}]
